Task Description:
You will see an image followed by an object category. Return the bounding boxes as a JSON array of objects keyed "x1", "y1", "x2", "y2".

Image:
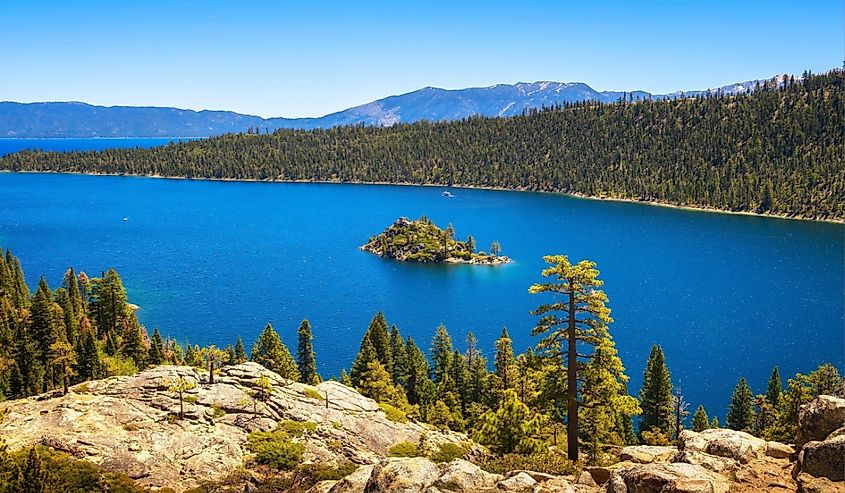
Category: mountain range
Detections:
[{"x1": 0, "y1": 77, "x2": 771, "y2": 138}]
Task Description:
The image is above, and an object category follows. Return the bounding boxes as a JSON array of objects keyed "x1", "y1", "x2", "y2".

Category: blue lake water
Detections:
[
  {"x1": 0, "y1": 171, "x2": 842, "y2": 419},
  {"x1": 0, "y1": 137, "x2": 198, "y2": 156}
]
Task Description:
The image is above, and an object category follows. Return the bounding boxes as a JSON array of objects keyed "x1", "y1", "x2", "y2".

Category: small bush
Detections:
[
  {"x1": 379, "y1": 402, "x2": 407, "y2": 423},
  {"x1": 183, "y1": 395, "x2": 198, "y2": 404},
  {"x1": 477, "y1": 451, "x2": 577, "y2": 476},
  {"x1": 332, "y1": 420, "x2": 343, "y2": 429},
  {"x1": 302, "y1": 387, "x2": 325, "y2": 400},
  {"x1": 246, "y1": 430, "x2": 304, "y2": 470},
  {"x1": 389, "y1": 441, "x2": 421, "y2": 457},
  {"x1": 277, "y1": 419, "x2": 317, "y2": 436},
  {"x1": 640, "y1": 427, "x2": 671, "y2": 446},
  {"x1": 211, "y1": 405, "x2": 226, "y2": 419},
  {"x1": 166, "y1": 414, "x2": 179, "y2": 424},
  {"x1": 300, "y1": 462, "x2": 358, "y2": 481},
  {"x1": 430, "y1": 442, "x2": 471, "y2": 463}
]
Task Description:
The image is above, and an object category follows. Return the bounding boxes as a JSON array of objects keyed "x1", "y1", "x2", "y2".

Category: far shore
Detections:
[{"x1": 1, "y1": 169, "x2": 842, "y2": 225}]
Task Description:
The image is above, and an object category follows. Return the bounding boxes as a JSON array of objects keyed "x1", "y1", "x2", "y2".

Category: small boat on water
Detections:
[{"x1": 442, "y1": 190, "x2": 454, "y2": 198}]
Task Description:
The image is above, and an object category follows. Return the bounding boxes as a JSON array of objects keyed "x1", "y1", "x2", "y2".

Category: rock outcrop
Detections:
[
  {"x1": 678, "y1": 428, "x2": 766, "y2": 464},
  {"x1": 0, "y1": 364, "x2": 462, "y2": 491},
  {"x1": 793, "y1": 395, "x2": 845, "y2": 483}
]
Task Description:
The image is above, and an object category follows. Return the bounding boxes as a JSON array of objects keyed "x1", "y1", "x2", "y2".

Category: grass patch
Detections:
[
  {"x1": 246, "y1": 429, "x2": 305, "y2": 471},
  {"x1": 389, "y1": 441, "x2": 421, "y2": 457},
  {"x1": 183, "y1": 395, "x2": 198, "y2": 404},
  {"x1": 277, "y1": 419, "x2": 317, "y2": 436},
  {"x1": 379, "y1": 402, "x2": 407, "y2": 423},
  {"x1": 211, "y1": 404, "x2": 227, "y2": 419},
  {"x1": 300, "y1": 462, "x2": 358, "y2": 481}
]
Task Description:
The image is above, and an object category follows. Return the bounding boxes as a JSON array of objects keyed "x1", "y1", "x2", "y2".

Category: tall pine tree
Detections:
[
  {"x1": 296, "y1": 319, "x2": 319, "y2": 385},
  {"x1": 639, "y1": 345, "x2": 675, "y2": 439},
  {"x1": 726, "y1": 377, "x2": 755, "y2": 432}
]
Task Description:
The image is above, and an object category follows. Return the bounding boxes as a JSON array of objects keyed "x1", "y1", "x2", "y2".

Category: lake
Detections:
[{"x1": 0, "y1": 171, "x2": 842, "y2": 419}]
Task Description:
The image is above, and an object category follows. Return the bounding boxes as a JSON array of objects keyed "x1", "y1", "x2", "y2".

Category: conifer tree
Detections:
[
  {"x1": 494, "y1": 327, "x2": 516, "y2": 392},
  {"x1": 692, "y1": 406, "x2": 710, "y2": 432},
  {"x1": 529, "y1": 255, "x2": 614, "y2": 462},
  {"x1": 121, "y1": 315, "x2": 148, "y2": 370},
  {"x1": 430, "y1": 324, "x2": 454, "y2": 384},
  {"x1": 465, "y1": 332, "x2": 489, "y2": 406},
  {"x1": 476, "y1": 389, "x2": 543, "y2": 454},
  {"x1": 234, "y1": 336, "x2": 247, "y2": 364},
  {"x1": 21, "y1": 447, "x2": 47, "y2": 493},
  {"x1": 91, "y1": 269, "x2": 129, "y2": 338},
  {"x1": 75, "y1": 327, "x2": 101, "y2": 381},
  {"x1": 201, "y1": 346, "x2": 229, "y2": 384},
  {"x1": 350, "y1": 333, "x2": 378, "y2": 388},
  {"x1": 639, "y1": 345, "x2": 675, "y2": 439},
  {"x1": 766, "y1": 367, "x2": 782, "y2": 410},
  {"x1": 808, "y1": 363, "x2": 841, "y2": 395},
  {"x1": 710, "y1": 416, "x2": 720, "y2": 429},
  {"x1": 366, "y1": 312, "x2": 392, "y2": 370},
  {"x1": 339, "y1": 369, "x2": 352, "y2": 387},
  {"x1": 754, "y1": 394, "x2": 773, "y2": 433},
  {"x1": 580, "y1": 336, "x2": 640, "y2": 461},
  {"x1": 184, "y1": 342, "x2": 198, "y2": 367},
  {"x1": 389, "y1": 325, "x2": 407, "y2": 386},
  {"x1": 0, "y1": 439, "x2": 22, "y2": 493},
  {"x1": 251, "y1": 324, "x2": 299, "y2": 381},
  {"x1": 296, "y1": 319, "x2": 319, "y2": 385},
  {"x1": 29, "y1": 278, "x2": 55, "y2": 366},
  {"x1": 404, "y1": 336, "x2": 435, "y2": 408},
  {"x1": 49, "y1": 338, "x2": 76, "y2": 395},
  {"x1": 168, "y1": 377, "x2": 197, "y2": 420},
  {"x1": 148, "y1": 328, "x2": 165, "y2": 365},
  {"x1": 726, "y1": 377, "x2": 755, "y2": 432},
  {"x1": 63, "y1": 267, "x2": 84, "y2": 316}
]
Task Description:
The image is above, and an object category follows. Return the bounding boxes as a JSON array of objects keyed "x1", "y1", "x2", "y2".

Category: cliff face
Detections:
[{"x1": 0, "y1": 363, "x2": 463, "y2": 491}]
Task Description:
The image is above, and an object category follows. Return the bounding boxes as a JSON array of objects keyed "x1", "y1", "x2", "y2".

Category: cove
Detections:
[{"x1": 0, "y1": 172, "x2": 841, "y2": 417}]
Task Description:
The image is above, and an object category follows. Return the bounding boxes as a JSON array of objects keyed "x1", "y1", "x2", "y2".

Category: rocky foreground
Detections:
[{"x1": 0, "y1": 363, "x2": 842, "y2": 493}]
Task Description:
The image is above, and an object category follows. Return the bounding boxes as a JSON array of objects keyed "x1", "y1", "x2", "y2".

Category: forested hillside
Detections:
[{"x1": 2, "y1": 71, "x2": 842, "y2": 220}]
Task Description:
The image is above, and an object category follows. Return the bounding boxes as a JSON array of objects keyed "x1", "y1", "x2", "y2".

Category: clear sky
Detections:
[{"x1": 2, "y1": 1, "x2": 842, "y2": 118}]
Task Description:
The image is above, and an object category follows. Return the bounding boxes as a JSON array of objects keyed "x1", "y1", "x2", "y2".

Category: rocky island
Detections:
[{"x1": 361, "y1": 217, "x2": 511, "y2": 265}]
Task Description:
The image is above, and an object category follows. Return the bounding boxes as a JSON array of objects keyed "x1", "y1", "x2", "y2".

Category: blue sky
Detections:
[{"x1": 2, "y1": 1, "x2": 842, "y2": 118}]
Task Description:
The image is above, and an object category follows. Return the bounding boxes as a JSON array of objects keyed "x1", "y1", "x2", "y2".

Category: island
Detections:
[{"x1": 361, "y1": 216, "x2": 511, "y2": 264}]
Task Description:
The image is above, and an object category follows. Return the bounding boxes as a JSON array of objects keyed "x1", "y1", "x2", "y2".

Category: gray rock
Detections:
[
  {"x1": 364, "y1": 457, "x2": 440, "y2": 493},
  {"x1": 797, "y1": 434, "x2": 845, "y2": 481},
  {"x1": 670, "y1": 450, "x2": 737, "y2": 474},
  {"x1": 606, "y1": 463, "x2": 730, "y2": 493},
  {"x1": 619, "y1": 445, "x2": 677, "y2": 464},
  {"x1": 678, "y1": 428, "x2": 766, "y2": 463},
  {"x1": 435, "y1": 459, "x2": 501, "y2": 491},
  {"x1": 497, "y1": 471, "x2": 538, "y2": 491},
  {"x1": 796, "y1": 395, "x2": 845, "y2": 448},
  {"x1": 765, "y1": 440, "x2": 794, "y2": 459},
  {"x1": 330, "y1": 464, "x2": 374, "y2": 493}
]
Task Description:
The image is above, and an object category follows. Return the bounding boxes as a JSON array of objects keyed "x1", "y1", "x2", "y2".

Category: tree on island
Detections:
[
  {"x1": 490, "y1": 241, "x2": 501, "y2": 257},
  {"x1": 529, "y1": 255, "x2": 615, "y2": 462}
]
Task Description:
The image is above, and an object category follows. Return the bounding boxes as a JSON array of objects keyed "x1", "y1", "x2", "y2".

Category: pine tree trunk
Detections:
[
  {"x1": 208, "y1": 360, "x2": 214, "y2": 384},
  {"x1": 567, "y1": 285, "x2": 578, "y2": 462},
  {"x1": 62, "y1": 362, "x2": 68, "y2": 395}
]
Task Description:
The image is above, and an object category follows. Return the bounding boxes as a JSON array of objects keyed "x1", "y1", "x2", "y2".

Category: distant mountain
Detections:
[{"x1": 0, "y1": 77, "x2": 777, "y2": 138}]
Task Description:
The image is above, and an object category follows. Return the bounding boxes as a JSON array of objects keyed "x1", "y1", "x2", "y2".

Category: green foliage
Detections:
[
  {"x1": 388, "y1": 441, "x2": 421, "y2": 457},
  {"x1": 640, "y1": 427, "x2": 672, "y2": 446},
  {"x1": 296, "y1": 319, "x2": 319, "y2": 385},
  {"x1": 363, "y1": 218, "x2": 496, "y2": 264},
  {"x1": 276, "y1": 420, "x2": 317, "y2": 436},
  {"x1": 299, "y1": 462, "x2": 358, "y2": 482},
  {"x1": 692, "y1": 406, "x2": 710, "y2": 432},
  {"x1": 301, "y1": 387, "x2": 324, "y2": 401},
  {"x1": 639, "y1": 345, "x2": 675, "y2": 438},
  {"x1": 430, "y1": 442, "x2": 471, "y2": 463},
  {"x1": 766, "y1": 367, "x2": 782, "y2": 410},
  {"x1": 726, "y1": 378, "x2": 755, "y2": 432},
  {"x1": 476, "y1": 450, "x2": 577, "y2": 476},
  {"x1": 379, "y1": 402, "x2": 408, "y2": 423},
  {"x1": 475, "y1": 389, "x2": 544, "y2": 454},
  {"x1": 251, "y1": 324, "x2": 300, "y2": 381},
  {"x1": 7, "y1": 72, "x2": 843, "y2": 220},
  {"x1": 246, "y1": 429, "x2": 304, "y2": 471}
]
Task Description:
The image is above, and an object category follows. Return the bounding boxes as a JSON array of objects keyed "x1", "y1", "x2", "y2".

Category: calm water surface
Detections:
[{"x1": 0, "y1": 171, "x2": 842, "y2": 418}]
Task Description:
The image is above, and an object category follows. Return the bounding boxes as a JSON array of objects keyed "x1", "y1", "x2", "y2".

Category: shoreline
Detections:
[{"x1": 1, "y1": 169, "x2": 842, "y2": 225}]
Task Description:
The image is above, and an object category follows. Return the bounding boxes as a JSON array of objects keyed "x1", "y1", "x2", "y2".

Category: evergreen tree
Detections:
[
  {"x1": 75, "y1": 328, "x2": 101, "y2": 381},
  {"x1": 466, "y1": 235, "x2": 476, "y2": 254},
  {"x1": 580, "y1": 336, "x2": 640, "y2": 462},
  {"x1": 91, "y1": 269, "x2": 129, "y2": 338},
  {"x1": 754, "y1": 394, "x2": 773, "y2": 433},
  {"x1": 389, "y1": 325, "x2": 407, "y2": 386},
  {"x1": 0, "y1": 439, "x2": 22, "y2": 493},
  {"x1": 63, "y1": 267, "x2": 84, "y2": 316},
  {"x1": 296, "y1": 319, "x2": 319, "y2": 385},
  {"x1": 430, "y1": 324, "x2": 454, "y2": 384},
  {"x1": 765, "y1": 367, "x2": 782, "y2": 410},
  {"x1": 529, "y1": 255, "x2": 614, "y2": 462},
  {"x1": 20, "y1": 447, "x2": 46, "y2": 493},
  {"x1": 639, "y1": 345, "x2": 675, "y2": 439},
  {"x1": 475, "y1": 389, "x2": 543, "y2": 454},
  {"x1": 465, "y1": 332, "x2": 489, "y2": 406},
  {"x1": 28, "y1": 278, "x2": 55, "y2": 367},
  {"x1": 404, "y1": 336, "x2": 434, "y2": 407},
  {"x1": 366, "y1": 312, "x2": 392, "y2": 371},
  {"x1": 726, "y1": 377, "x2": 755, "y2": 432},
  {"x1": 350, "y1": 333, "x2": 378, "y2": 388},
  {"x1": 808, "y1": 363, "x2": 841, "y2": 395},
  {"x1": 692, "y1": 405, "x2": 710, "y2": 432},
  {"x1": 494, "y1": 327, "x2": 516, "y2": 392},
  {"x1": 251, "y1": 324, "x2": 299, "y2": 381},
  {"x1": 710, "y1": 416, "x2": 720, "y2": 429},
  {"x1": 148, "y1": 328, "x2": 165, "y2": 365},
  {"x1": 201, "y1": 346, "x2": 229, "y2": 384},
  {"x1": 120, "y1": 315, "x2": 148, "y2": 370},
  {"x1": 234, "y1": 336, "x2": 247, "y2": 364},
  {"x1": 49, "y1": 339, "x2": 77, "y2": 395}
]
